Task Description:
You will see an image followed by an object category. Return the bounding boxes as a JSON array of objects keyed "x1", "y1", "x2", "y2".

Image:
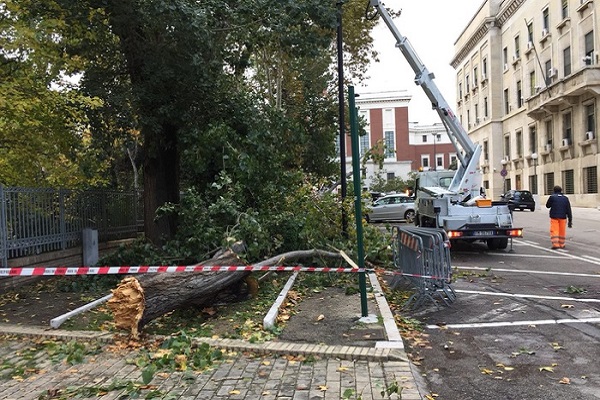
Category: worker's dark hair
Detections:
[{"x1": 553, "y1": 185, "x2": 563, "y2": 193}]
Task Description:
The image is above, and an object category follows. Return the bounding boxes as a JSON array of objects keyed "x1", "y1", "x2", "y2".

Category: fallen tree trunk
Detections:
[{"x1": 107, "y1": 248, "x2": 343, "y2": 337}]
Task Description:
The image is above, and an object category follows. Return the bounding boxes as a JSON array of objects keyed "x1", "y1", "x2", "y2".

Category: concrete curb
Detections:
[{"x1": 0, "y1": 323, "x2": 408, "y2": 362}]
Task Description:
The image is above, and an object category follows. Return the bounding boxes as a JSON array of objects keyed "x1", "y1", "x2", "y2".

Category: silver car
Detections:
[{"x1": 366, "y1": 193, "x2": 415, "y2": 223}]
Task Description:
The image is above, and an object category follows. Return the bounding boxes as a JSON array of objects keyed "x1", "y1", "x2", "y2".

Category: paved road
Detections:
[{"x1": 403, "y1": 207, "x2": 600, "y2": 399}]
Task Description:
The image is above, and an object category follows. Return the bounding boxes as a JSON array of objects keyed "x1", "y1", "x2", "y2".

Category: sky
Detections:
[{"x1": 357, "y1": 0, "x2": 484, "y2": 125}]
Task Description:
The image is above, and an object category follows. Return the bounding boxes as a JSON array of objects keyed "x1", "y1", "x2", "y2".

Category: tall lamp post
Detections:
[
  {"x1": 500, "y1": 159, "x2": 508, "y2": 193},
  {"x1": 531, "y1": 152, "x2": 538, "y2": 194}
]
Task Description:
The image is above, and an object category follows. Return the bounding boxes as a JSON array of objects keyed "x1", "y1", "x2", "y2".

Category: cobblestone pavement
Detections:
[{"x1": 0, "y1": 326, "x2": 421, "y2": 400}]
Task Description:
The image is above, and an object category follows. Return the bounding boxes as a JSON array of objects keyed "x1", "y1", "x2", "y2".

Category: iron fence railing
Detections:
[{"x1": 0, "y1": 186, "x2": 142, "y2": 266}]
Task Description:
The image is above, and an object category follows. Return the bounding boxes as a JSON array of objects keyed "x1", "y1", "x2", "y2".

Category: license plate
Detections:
[{"x1": 473, "y1": 231, "x2": 494, "y2": 236}]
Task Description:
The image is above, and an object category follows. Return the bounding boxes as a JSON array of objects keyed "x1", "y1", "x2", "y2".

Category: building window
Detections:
[
  {"x1": 422, "y1": 134, "x2": 428, "y2": 143},
  {"x1": 473, "y1": 66, "x2": 478, "y2": 87},
  {"x1": 530, "y1": 71, "x2": 536, "y2": 95},
  {"x1": 529, "y1": 175, "x2": 538, "y2": 194},
  {"x1": 475, "y1": 104, "x2": 479, "y2": 123},
  {"x1": 545, "y1": 119, "x2": 553, "y2": 149},
  {"x1": 563, "y1": 170, "x2": 574, "y2": 194},
  {"x1": 504, "y1": 88, "x2": 509, "y2": 114},
  {"x1": 584, "y1": 166, "x2": 598, "y2": 194},
  {"x1": 527, "y1": 22, "x2": 534, "y2": 43},
  {"x1": 504, "y1": 134, "x2": 511, "y2": 159},
  {"x1": 585, "y1": 31, "x2": 594, "y2": 65},
  {"x1": 436, "y1": 155, "x2": 443, "y2": 169},
  {"x1": 514, "y1": 35, "x2": 520, "y2": 58},
  {"x1": 544, "y1": 172, "x2": 555, "y2": 195},
  {"x1": 483, "y1": 140, "x2": 489, "y2": 162},
  {"x1": 563, "y1": 46, "x2": 571, "y2": 76},
  {"x1": 542, "y1": 8, "x2": 549, "y2": 31},
  {"x1": 545, "y1": 60, "x2": 552, "y2": 85},
  {"x1": 585, "y1": 102, "x2": 596, "y2": 135},
  {"x1": 384, "y1": 130, "x2": 395, "y2": 158},
  {"x1": 516, "y1": 130, "x2": 523, "y2": 158},
  {"x1": 503, "y1": 47, "x2": 508, "y2": 68},
  {"x1": 422, "y1": 156, "x2": 430, "y2": 168},
  {"x1": 450, "y1": 154, "x2": 457, "y2": 167},
  {"x1": 505, "y1": 178, "x2": 512, "y2": 192},
  {"x1": 465, "y1": 74, "x2": 470, "y2": 92},
  {"x1": 458, "y1": 82, "x2": 463, "y2": 98},
  {"x1": 387, "y1": 172, "x2": 395, "y2": 181},
  {"x1": 482, "y1": 58, "x2": 488, "y2": 76},
  {"x1": 563, "y1": 111, "x2": 572, "y2": 144},
  {"x1": 359, "y1": 133, "x2": 369, "y2": 157},
  {"x1": 517, "y1": 80, "x2": 523, "y2": 107},
  {"x1": 529, "y1": 125, "x2": 537, "y2": 153},
  {"x1": 484, "y1": 97, "x2": 488, "y2": 117},
  {"x1": 467, "y1": 110, "x2": 471, "y2": 127},
  {"x1": 561, "y1": 0, "x2": 568, "y2": 19}
]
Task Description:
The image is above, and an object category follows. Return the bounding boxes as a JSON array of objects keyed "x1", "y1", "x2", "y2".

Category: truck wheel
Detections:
[
  {"x1": 404, "y1": 210, "x2": 415, "y2": 223},
  {"x1": 497, "y1": 238, "x2": 509, "y2": 249},
  {"x1": 487, "y1": 238, "x2": 508, "y2": 250}
]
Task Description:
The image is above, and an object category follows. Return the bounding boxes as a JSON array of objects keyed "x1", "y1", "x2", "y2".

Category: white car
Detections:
[{"x1": 366, "y1": 194, "x2": 415, "y2": 223}]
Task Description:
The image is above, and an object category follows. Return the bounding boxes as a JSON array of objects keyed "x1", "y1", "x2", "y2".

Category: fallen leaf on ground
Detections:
[
  {"x1": 559, "y1": 377, "x2": 571, "y2": 384},
  {"x1": 550, "y1": 342, "x2": 563, "y2": 351}
]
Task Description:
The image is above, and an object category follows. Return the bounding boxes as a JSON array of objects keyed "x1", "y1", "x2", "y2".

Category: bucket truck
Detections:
[{"x1": 368, "y1": 0, "x2": 522, "y2": 250}]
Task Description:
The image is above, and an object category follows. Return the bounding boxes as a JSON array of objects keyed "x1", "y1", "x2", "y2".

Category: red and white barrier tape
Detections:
[
  {"x1": 0, "y1": 265, "x2": 364, "y2": 277},
  {"x1": 0, "y1": 265, "x2": 450, "y2": 281}
]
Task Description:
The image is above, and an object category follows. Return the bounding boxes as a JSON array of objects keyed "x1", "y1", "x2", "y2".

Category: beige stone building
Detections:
[{"x1": 453, "y1": 0, "x2": 599, "y2": 207}]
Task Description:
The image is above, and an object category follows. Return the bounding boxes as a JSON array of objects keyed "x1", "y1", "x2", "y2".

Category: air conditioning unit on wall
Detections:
[
  {"x1": 548, "y1": 68, "x2": 558, "y2": 78},
  {"x1": 586, "y1": 131, "x2": 595, "y2": 140},
  {"x1": 562, "y1": 138, "x2": 571, "y2": 146}
]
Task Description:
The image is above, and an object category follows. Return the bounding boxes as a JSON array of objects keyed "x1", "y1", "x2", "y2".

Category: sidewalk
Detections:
[{"x1": 0, "y1": 274, "x2": 424, "y2": 400}]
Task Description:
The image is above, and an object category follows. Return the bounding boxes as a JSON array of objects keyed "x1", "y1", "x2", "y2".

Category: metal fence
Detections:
[
  {"x1": 391, "y1": 226, "x2": 455, "y2": 308},
  {"x1": 0, "y1": 186, "x2": 142, "y2": 266}
]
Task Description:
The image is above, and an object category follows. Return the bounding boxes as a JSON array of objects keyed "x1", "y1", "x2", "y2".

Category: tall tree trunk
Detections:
[
  {"x1": 143, "y1": 123, "x2": 180, "y2": 245},
  {"x1": 105, "y1": 1, "x2": 180, "y2": 245}
]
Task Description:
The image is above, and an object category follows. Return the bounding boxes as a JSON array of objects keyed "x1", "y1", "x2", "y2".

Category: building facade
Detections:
[
  {"x1": 346, "y1": 91, "x2": 456, "y2": 188},
  {"x1": 453, "y1": 0, "x2": 599, "y2": 207}
]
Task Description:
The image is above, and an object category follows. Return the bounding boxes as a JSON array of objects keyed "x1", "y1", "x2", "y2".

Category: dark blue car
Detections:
[{"x1": 501, "y1": 190, "x2": 536, "y2": 211}]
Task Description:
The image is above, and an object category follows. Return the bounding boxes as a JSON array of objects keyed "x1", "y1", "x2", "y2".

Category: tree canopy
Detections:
[{"x1": 1, "y1": 0, "x2": 382, "y2": 250}]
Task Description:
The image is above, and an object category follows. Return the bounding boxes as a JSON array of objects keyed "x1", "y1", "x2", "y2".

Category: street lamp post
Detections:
[
  {"x1": 531, "y1": 152, "x2": 538, "y2": 195},
  {"x1": 500, "y1": 159, "x2": 508, "y2": 193}
]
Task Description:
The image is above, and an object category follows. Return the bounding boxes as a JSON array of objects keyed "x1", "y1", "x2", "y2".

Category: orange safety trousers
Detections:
[{"x1": 550, "y1": 218, "x2": 567, "y2": 249}]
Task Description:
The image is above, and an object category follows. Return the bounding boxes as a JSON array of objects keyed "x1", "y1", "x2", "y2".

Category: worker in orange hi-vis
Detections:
[{"x1": 545, "y1": 185, "x2": 573, "y2": 249}]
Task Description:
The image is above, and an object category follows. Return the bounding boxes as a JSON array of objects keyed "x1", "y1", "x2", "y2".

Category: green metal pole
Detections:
[{"x1": 348, "y1": 86, "x2": 369, "y2": 317}]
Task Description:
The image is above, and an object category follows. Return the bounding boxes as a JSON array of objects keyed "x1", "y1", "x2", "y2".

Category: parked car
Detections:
[
  {"x1": 365, "y1": 193, "x2": 415, "y2": 223},
  {"x1": 500, "y1": 189, "x2": 536, "y2": 211}
]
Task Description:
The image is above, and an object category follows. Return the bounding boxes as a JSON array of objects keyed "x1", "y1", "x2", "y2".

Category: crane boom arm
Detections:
[{"x1": 370, "y1": 0, "x2": 482, "y2": 198}]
